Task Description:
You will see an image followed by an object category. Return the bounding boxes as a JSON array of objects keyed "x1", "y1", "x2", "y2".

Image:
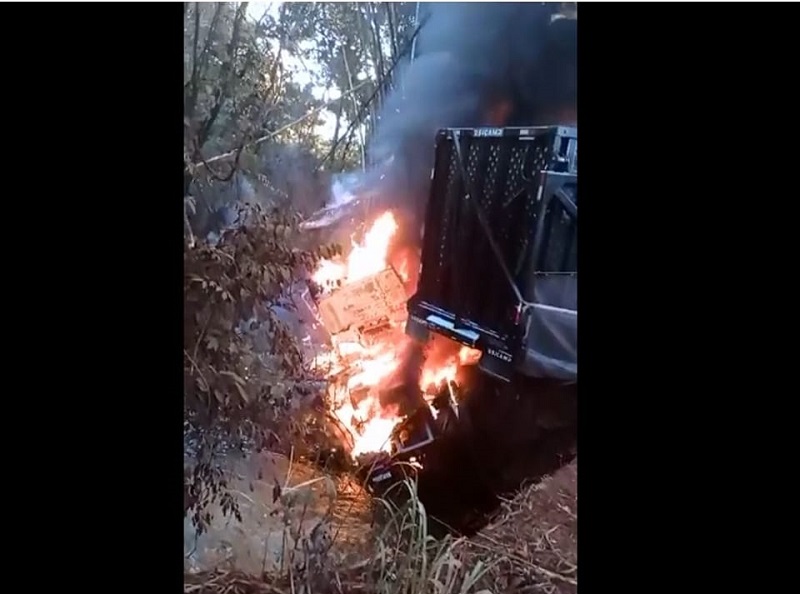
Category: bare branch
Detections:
[
  {"x1": 317, "y1": 13, "x2": 430, "y2": 171},
  {"x1": 194, "y1": 138, "x2": 245, "y2": 183},
  {"x1": 191, "y1": 78, "x2": 372, "y2": 170}
]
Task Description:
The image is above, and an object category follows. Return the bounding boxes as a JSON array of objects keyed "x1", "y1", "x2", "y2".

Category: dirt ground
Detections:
[{"x1": 469, "y1": 459, "x2": 578, "y2": 593}]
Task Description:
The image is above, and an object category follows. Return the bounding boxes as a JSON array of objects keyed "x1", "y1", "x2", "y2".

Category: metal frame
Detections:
[{"x1": 407, "y1": 126, "x2": 578, "y2": 381}]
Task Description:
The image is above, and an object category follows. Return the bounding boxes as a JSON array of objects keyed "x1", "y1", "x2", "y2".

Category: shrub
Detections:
[{"x1": 183, "y1": 202, "x2": 340, "y2": 533}]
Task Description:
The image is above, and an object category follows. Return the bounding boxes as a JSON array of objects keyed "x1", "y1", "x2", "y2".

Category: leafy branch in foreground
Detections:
[{"x1": 184, "y1": 202, "x2": 341, "y2": 534}]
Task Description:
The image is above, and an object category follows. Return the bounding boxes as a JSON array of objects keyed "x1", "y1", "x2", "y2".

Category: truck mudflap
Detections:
[{"x1": 406, "y1": 126, "x2": 577, "y2": 382}]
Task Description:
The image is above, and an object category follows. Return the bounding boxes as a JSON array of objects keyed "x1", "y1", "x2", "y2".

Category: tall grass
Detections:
[
  {"x1": 366, "y1": 478, "x2": 495, "y2": 594},
  {"x1": 185, "y1": 471, "x2": 496, "y2": 594}
]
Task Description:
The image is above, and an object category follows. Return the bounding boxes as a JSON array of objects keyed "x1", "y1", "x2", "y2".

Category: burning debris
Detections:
[{"x1": 304, "y1": 210, "x2": 480, "y2": 475}]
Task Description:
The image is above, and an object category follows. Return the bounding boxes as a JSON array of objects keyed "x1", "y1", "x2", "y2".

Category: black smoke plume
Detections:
[{"x1": 371, "y1": 2, "x2": 578, "y2": 233}]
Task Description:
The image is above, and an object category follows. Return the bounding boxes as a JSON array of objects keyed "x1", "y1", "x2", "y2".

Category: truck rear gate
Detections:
[{"x1": 407, "y1": 126, "x2": 578, "y2": 382}]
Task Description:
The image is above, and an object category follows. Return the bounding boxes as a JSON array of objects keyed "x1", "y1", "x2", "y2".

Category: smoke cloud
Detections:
[{"x1": 371, "y1": 2, "x2": 577, "y2": 232}]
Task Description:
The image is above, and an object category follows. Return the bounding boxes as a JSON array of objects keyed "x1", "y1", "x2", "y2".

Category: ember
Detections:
[{"x1": 311, "y1": 210, "x2": 479, "y2": 459}]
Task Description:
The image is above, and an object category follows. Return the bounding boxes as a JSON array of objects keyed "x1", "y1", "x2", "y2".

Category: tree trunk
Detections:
[
  {"x1": 185, "y1": 2, "x2": 223, "y2": 120},
  {"x1": 198, "y1": 2, "x2": 249, "y2": 149},
  {"x1": 342, "y1": 49, "x2": 366, "y2": 171},
  {"x1": 330, "y1": 91, "x2": 344, "y2": 166},
  {"x1": 386, "y1": 3, "x2": 399, "y2": 63}
]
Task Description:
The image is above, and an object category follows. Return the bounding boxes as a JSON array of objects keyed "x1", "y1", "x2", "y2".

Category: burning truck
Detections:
[
  {"x1": 297, "y1": 3, "x2": 577, "y2": 497},
  {"x1": 301, "y1": 125, "x2": 577, "y2": 496}
]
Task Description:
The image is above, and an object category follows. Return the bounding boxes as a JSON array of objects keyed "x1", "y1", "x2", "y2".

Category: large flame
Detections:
[
  {"x1": 311, "y1": 210, "x2": 480, "y2": 459},
  {"x1": 312, "y1": 211, "x2": 399, "y2": 288}
]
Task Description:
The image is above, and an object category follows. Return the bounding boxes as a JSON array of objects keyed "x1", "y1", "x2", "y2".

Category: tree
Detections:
[
  {"x1": 183, "y1": 2, "x2": 330, "y2": 234},
  {"x1": 182, "y1": 2, "x2": 420, "y2": 533}
]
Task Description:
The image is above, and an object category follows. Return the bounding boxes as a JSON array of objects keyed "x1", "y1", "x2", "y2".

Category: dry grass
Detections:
[
  {"x1": 185, "y1": 459, "x2": 577, "y2": 594},
  {"x1": 466, "y1": 460, "x2": 577, "y2": 594}
]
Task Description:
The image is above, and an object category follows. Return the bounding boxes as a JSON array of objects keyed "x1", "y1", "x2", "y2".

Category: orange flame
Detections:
[
  {"x1": 419, "y1": 362, "x2": 457, "y2": 395},
  {"x1": 459, "y1": 346, "x2": 482, "y2": 366},
  {"x1": 312, "y1": 211, "x2": 477, "y2": 459},
  {"x1": 312, "y1": 211, "x2": 398, "y2": 288},
  {"x1": 312, "y1": 212, "x2": 404, "y2": 457},
  {"x1": 418, "y1": 347, "x2": 481, "y2": 394}
]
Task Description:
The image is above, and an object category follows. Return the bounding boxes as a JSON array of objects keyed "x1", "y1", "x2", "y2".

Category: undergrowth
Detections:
[
  {"x1": 184, "y1": 462, "x2": 578, "y2": 594},
  {"x1": 184, "y1": 202, "x2": 340, "y2": 534}
]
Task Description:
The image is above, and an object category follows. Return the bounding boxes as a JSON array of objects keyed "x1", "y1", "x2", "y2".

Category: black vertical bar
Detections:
[
  {"x1": 531, "y1": 172, "x2": 554, "y2": 275},
  {"x1": 439, "y1": 145, "x2": 457, "y2": 308},
  {"x1": 481, "y1": 136, "x2": 514, "y2": 331},
  {"x1": 419, "y1": 137, "x2": 445, "y2": 299},
  {"x1": 450, "y1": 133, "x2": 470, "y2": 325},
  {"x1": 560, "y1": 215, "x2": 577, "y2": 272},
  {"x1": 462, "y1": 136, "x2": 493, "y2": 325}
]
